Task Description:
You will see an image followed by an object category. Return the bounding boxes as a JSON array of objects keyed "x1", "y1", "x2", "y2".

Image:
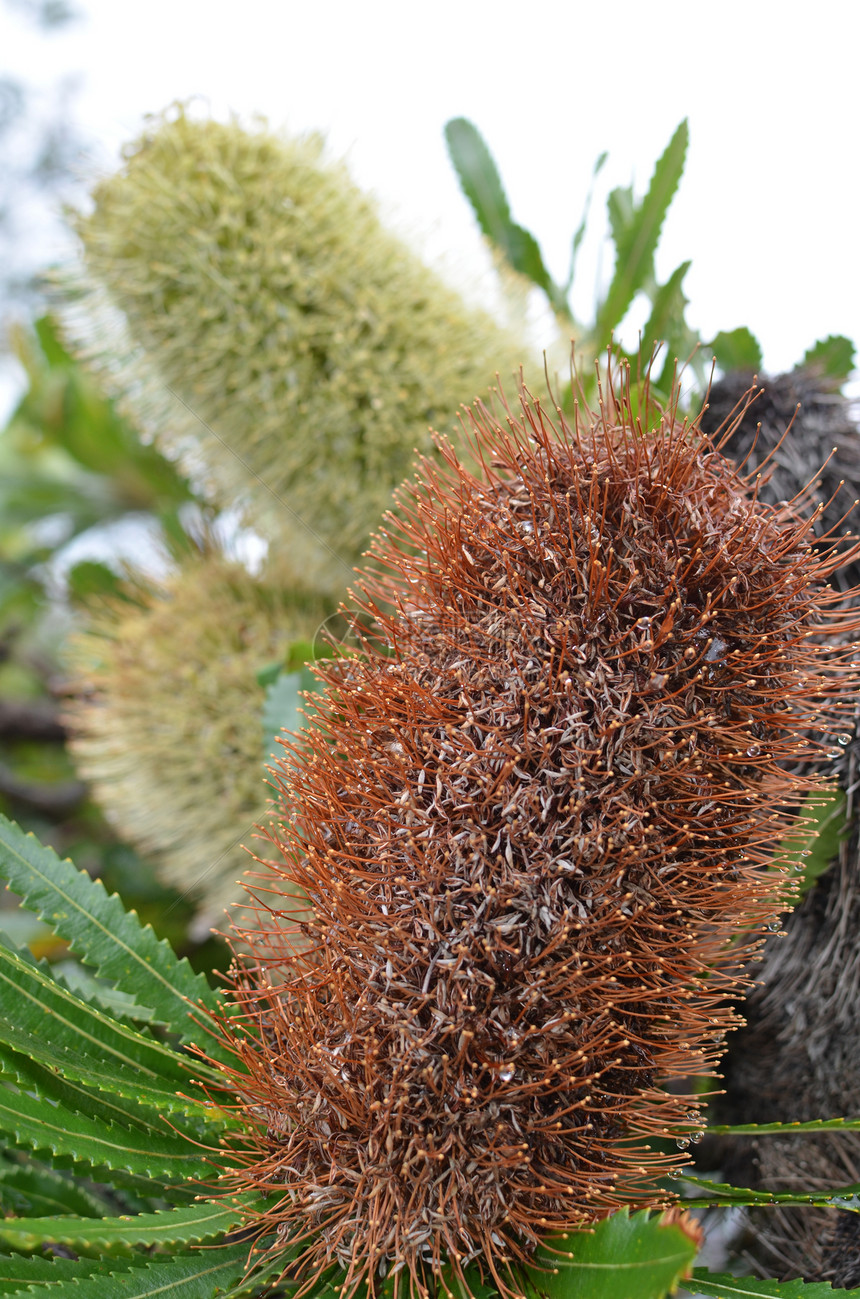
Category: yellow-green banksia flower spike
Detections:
[
  {"x1": 63, "y1": 109, "x2": 533, "y2": 595},
  {"x1": 64, "y1": 551, "x2": 331, "y2": 936}
]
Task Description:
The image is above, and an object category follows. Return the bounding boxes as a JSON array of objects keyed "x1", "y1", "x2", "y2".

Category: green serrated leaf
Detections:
[
  {"x1": 0, "y1": 1081, "x2": 217, "y2": 1183},
  {"x1": 262, "y1": 667, "x2": 317, "y2": 757},
  {"x1": 639, "y1": 261, "x2": 691, "y2": 367},
  {"x1": 594, "y1": 120, "x2": 688, "y2": 349},
  {"x1": 709, "y1": 326, "x2": 763, "y2": 374},
  {"x1": 0, "y1": 816, "x2": 229, "y2": 1061},
  {"x1": 777, "y1": 788, "x2": 847, "y2": 901},
  {"x1": 50, "y1": 958, "x2": 157, "y2": 1025},
  {"x1": 692, "y1": 1270, "x2": 859, "y2": 1297},
  {"x1": 0, "y1": 1243, "x2": 254, "y2": 1299},
  {"x1": 0, "y1": 939, "x2": 224, "y2": 1117},
  {"x1": 524, "y1": 1207, "x2": 699, "y2": 1299},
  {"x1": 0, "y1": 1251, "x2": 135, "y2": 1295},
  {"x1": 444, "y1": 117, "x2": 564, "y2": 313},
  {"x1": 801, "y1": 334, "x2": 856, "y2": 388},
  {"x1": 0, "y1": 1196, "x2": 260, "y2": 1253},
  {"x1": 678, "y1": 1171, "x2": 860, "y2": 1209},
  {"x1": 0, "y1": 1039, "x2": 222, "y2": 1151},
  {"x1": 708, "y1": 1115, "x2": 860, "y2": 1136},
  {"x1": 445, "y1": 117, "x2": 513, "y2": 239},
  {"x1": 0, "y1": 1157, "x2": 113, "y2": 1218}
]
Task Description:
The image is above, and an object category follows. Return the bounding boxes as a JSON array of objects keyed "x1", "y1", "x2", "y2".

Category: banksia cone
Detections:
[
  {"x1": 65, "y1": 553, "x2": 330, "y2": 932},
  {"x1": 216, "y1": 371, "x2": 860, "y2": 1297},
  {"x1": 702, "y1": 371, "x2": 860, "y2": 1281},
  {"x1": 701, "y1": 367, "x2": 860, "y2": 592},
  {"x1": 63, "y1": 110, "x2": 531, "y2": 594}
]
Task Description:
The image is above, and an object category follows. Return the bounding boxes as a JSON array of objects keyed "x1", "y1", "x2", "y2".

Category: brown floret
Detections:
[{"x1": 214, "y1": 368, "x2": 860, "y2": 1299}]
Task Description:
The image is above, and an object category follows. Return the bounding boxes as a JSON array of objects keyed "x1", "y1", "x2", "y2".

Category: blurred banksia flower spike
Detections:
[
  {"x1": 63, "y1": 110, "x2": 531, "y2": 594},
  {"x1": 65, "y1": 553, "x2": 330, "y2": 933},
  {"x1": 215, "y1": 368, "x2": 860, "y2": 1297}
]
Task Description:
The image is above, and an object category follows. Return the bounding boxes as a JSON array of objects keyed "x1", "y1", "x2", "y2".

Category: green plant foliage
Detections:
[
  {"x1": 0, "y1": 1198, "x2": 255, "y2": 1252},
  {"x1": 674, "y1": 1171, "x2": 860, "y2": 1210},
  {"x1": 692, "y1": 1273, "x2": 860, "y2": 1297},
  {"x1": 709, "y1": 326, "x2": 764, "y2": 374},
  {"x1": 776, "y1": 788, "x2": 848, "y2": 902},
  {"x1": 1, "y1": 315, "x2": 192, "y2": 562},
  {"x1": 0, "y1": 814, "x2": 224, "y2": 1041},
  {"x1": 445, "y1": 117, "x2": 708, "y2": 390},
  {"x1": 0, "y1": 816, "x2": 270, "y2": 1296},
  {"x1": 67, "y1": 109, "x2": 531, "y2": 594},
  {"x1": 594, "y1": 120, "x2": 689, "y2": 353},
  {"x1": 443, "y1": 118, "x2": 566, "y2": 316},
  {"x1": 802, "y1": 334, "x2": 856, "y2": 387},
  {"x1": 524, "y1": 1209, "x2": 700, "y2": 1299},
  {"x1": 4, "y1": 817, "x2": 860, "y2": 1294}
]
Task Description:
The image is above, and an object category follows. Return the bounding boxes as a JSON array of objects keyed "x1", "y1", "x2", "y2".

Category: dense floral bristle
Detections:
[{"x1": 214, "y1": 369, "x2": 860, "y2": 1298}]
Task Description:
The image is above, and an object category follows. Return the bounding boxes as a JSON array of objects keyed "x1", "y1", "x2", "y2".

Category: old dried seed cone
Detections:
[
  {"x1": 216, "y1": 371, "x2": 860, "y2": 1297},
  {"x1": 700, "y1": 366, "x2": 860, "y2": 593}
]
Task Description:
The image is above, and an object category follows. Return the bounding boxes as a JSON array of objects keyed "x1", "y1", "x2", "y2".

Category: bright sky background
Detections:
[{"x1": 4, "y1": 0, "x2": 860, "y2": 404}]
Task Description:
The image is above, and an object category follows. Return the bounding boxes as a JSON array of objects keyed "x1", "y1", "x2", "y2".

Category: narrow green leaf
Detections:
[
  {"x1": 692, "y1": 1270, "x2": 860, "y2": 1297},
  {"x1": 444, "y1": 117, "x2": 565, "y2": 313},
  {"x1": 0, "y1": 1251, "x2": 130, "y2": 1295},
  {"x1": 0, "y1": 940, "x2": 223, "y2": 1116},
  {"x1": 709, "y1": 326, "x2": 763, "y2": 374},
  {"x1": 801, "y1": 334, "x2": 856, "y2": 387},
  {"x1": 0, "y1": 1039, "x2": 223, "y2": 1148},
  {"x1": 678, "y1": 1170, "x2": 860, "y2": 1209},
  {"x1": 262, "y1": 665, "x2": 320, "y2": 765},
  {"x1": 0, "y1": 1244, "x2": 253, "y2": 1298},
  {"x1": 639, "y1": 261, "x2": 691, "y2": 367},
  {"x1": 0, "y1": 1082, "x2": 218, "y2": 1182},
  {"x1": 0, "y1": 1196, "x2": 259, "y2": 1253},
  {"x1": 777, "y1": 788, "x2": 847, "y2": 901},
  {"x1": 51, "y1": 958, "x2": 157, "y2": 1025},
  {"x1": 67, "y1": 559, "x2": 125, "y2": 603},
  {"x1": 524, "y1": 1207, "x2": 699, "y2": 1299},
  {"x1": 708, "y1": 1115, "x2": 860, "y2": 1136},
  {"x1": 444, "y1": 117, "x2": 513, "y2": 241},
  {"x1": 565, "y1": 150, "x2": 608, "y2": 295},
  {"x1": 0, "y1": 1158, "x2": 113, "y2": 1218},
  {"x1": 0, "y1": 816, "x2": 228, "y2": 1059},
  {"x1": 594, "y1": 120, "x2": 688, "y2": 349}
]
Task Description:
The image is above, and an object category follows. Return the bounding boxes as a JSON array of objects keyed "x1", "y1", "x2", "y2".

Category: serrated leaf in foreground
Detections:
[
  {"x1": 524, "y1": 1208, "x2": 701, "y2": 1299},
  {"x1": 678, "y1": 1172, "x2": 860, "y2": 1210},
  {"x1": 0, "y1": 1157, "x2": 112, "y2": 1218},
  {"x1": 0, "y1": 815, "x2": 227, "y2": 1058},
  {"x1": 0, "y1": 1196, "x2": 260, "y2": 1253},
  {"x1": 0, "y1": 1251, "x2": 130, "y2": 1295},
  {"x1": 0, "y1": 1243, "x2": 253, "y2": 1299},
  {"x1": 0, "y1": 940, "x2": 223, "y2": 1114},
  {"x1": 0, "y1": 1083, "x2": 217, "y2": 1182},
  {"x1": 692, "y1": 1270, "x2": 860, "y2": 1297},
  {"x1": 594, "y1": 119, "x2": 688, "y2": 347}
]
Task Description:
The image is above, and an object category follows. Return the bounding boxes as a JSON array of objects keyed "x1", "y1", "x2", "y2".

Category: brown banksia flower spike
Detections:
[{"x1": 212, "y1": 364, "x2": 860, "y2": 1298}]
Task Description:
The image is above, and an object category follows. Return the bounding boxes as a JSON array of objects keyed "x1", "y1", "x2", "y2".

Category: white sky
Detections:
[{"x1": 4, "y1": 0, "x2": 860, "y2": 401}]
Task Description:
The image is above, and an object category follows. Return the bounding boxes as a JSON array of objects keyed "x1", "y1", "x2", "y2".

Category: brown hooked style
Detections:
[{"x1": 211, "y1": 366, "x2": 860, "y2": 1298}]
